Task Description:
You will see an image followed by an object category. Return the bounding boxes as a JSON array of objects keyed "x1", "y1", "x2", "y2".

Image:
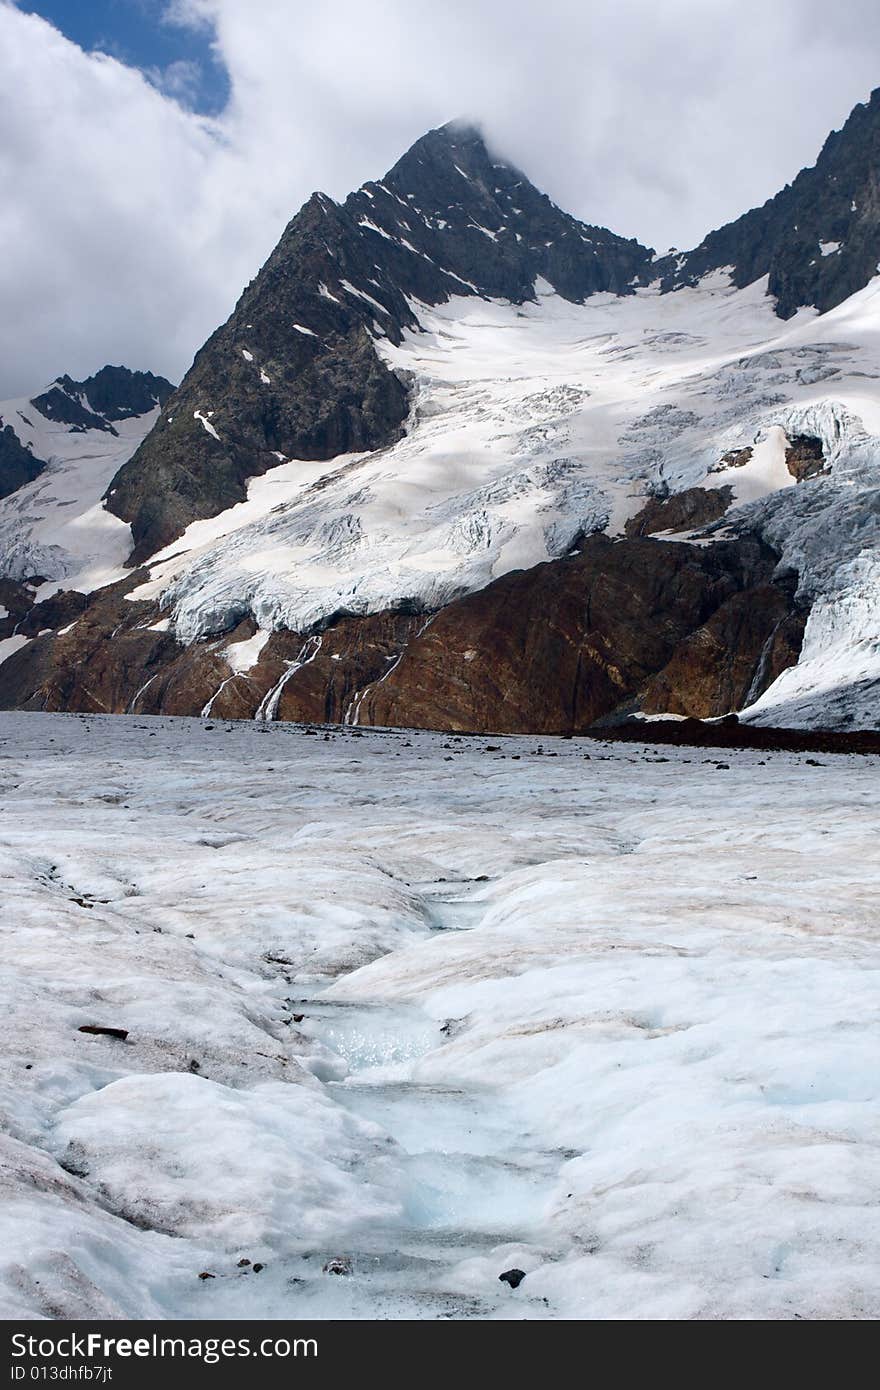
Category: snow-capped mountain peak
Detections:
[
  {"x1": 0, "y1": 365, "x2": 174, "y2": 589},
  {"x1": 1, "y1": 107, "x2": 879, "y2": 733}
]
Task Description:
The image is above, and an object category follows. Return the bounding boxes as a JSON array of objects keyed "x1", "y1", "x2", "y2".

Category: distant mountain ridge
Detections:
[
  {"x1": 0, "y1": 366, "x2": 174, "y2": 593},
  {"x1": 0, "y1": 365, "x2": 173, "y2": 503},
  {"x1": 651, "y1": 88, "x2": 880, "y2": 317},
  {"x1": 30, "y1": 366, "x2": 174, "y2": 436}
]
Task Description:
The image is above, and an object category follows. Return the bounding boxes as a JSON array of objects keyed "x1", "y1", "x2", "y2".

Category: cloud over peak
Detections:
[{"x1": 3, "y1": 0, "x2": 880, "y2": 395}]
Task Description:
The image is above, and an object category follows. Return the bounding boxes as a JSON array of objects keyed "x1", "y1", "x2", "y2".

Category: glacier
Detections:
[
  {"x1": 118, "y1": 270, "x2": 880, "y2": 727},
  {"x1": 0, "y1": 710, "x2": 877, "y2": 1319}
]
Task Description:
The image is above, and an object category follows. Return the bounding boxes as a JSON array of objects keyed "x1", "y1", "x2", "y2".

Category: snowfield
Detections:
[
  {"x1": 0, "y1": 399, "x2": 152, "y2": 594},
  {"x1": 1, "y1": 711, "x2": 878, "y2": 1320}
]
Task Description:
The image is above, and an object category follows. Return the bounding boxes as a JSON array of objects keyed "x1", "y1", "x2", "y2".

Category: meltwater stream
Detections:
[{"x1": 278, "y1": 880, "x2": 565, "y2": 1319}]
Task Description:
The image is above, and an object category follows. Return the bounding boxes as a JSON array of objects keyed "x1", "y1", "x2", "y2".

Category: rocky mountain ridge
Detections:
[
  {"x1": 2, "y1": 104, "x2": 880, "y2": 732},
  {"x1": 651, "y1": 87, "x2": 880, "y2": 317},
  {"x1": 105, "y1": 122, "x2": 652, "y2": 562},
  {"x1": 30, "y1": 366, "x2": 174, "y2": 436},
  {"x1": 0, "y1": 365, "x2": 174, "y2": 499}
]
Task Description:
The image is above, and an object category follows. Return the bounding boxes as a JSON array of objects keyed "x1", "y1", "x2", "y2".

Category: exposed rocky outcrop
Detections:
[
  {"x1": 358, "y1": 533, "x2": 803, "y2": 732},
  {"x1": 105, "y1": 123, "x2": 652, "y2": 564},
  {"x1": 625, "y1": 486, "x2": 733, "y2": 537},
  {"x1": 12, "y1": 588, "x2": 89, "y2": 639},
  {"x1": 785, "y1": 434, "x2": 827, "y2": 481},
  {"x1": 650, "y1": 87, "x2": 880, "y2": 318},
  {"x1": 138, "y1": 611, "x2": 425, "y2": 722},
  {"x1": 0, "y1": 424, "x2": 46, "y2": 500},
  {"x1": 0, "y1": 578, "x2": 40, "y2": 635},
  {"x1": 0, "y1": 533, "x2": 803, "y2": 731},
  {"x1": 0, "y1": 576, "x2": 175, "y2": 715},
  {"x1": 633, "y1": 581, "x2": 805, "y2": 719},
  {"x1": 711, "y1": 447, "x2": 753, "y2": 473},
  {"x1": 269, "y1": 612, "x2": 424, "y2": 725}
]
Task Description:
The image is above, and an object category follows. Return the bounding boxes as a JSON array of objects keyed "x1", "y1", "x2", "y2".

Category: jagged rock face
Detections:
[
  {"x1": 0, "y1": 577, "x2": 175, "y2": 715},
  {"x1": 30, "y1": 368, "x2": 174, "y2": 437},
  {"x1": 0, "y1": 534, "x2": 802, "y2": 730},
  {"x1": 785, "y1": 434, "x2": 827, "y2": 482},
  {"x1": 634, "y1": 583, "x2": 805, "y2": 719},
  {"x1": 106, "y1": 122, "x2": 652, "y2": 564},
  {"x1": 140, "y1": 611, "x2": 423, "y2": 722},
  {"x1": 357, "y1": 123, "x2": 651, "y2": 304},
  {"x1": 624, "y1": 486, "x2": 733, "y2": 537},
  {"x1": 0, "y1": 425, "x2": 46, "y2": 500},
  {"x1": 269, "y1": 612, "x2": 422, "y2": 725},
  {"x1": 359, "y1": 534, "x2": 803, "y2": 732},
  {"x1": 0, "y1": 579, "x2": 39, "y2": 635},
  {"x1": 71, "y1": 366, "x2": 174, "y2": 421},
  {"x1": 652, "y1": 87, "x2": 880, "y2": 318},
  {"x1": 29, "y1": 383, "x2": 117, "y2": 435},
  {"x1": 104, "y1": 196, "x2": 414, "y2": 564}
]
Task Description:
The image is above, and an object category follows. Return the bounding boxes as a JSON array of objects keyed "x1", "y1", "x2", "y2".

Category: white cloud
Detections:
[
  {"x1": 144, "y1": 57, "x2": 205, "y2": 106},
  {"x1": 0, "y1": 5, "x2": 241, "y2": 396},
  {"x1": 2, "y1": 0, "x2": 880, "y2": 396}
]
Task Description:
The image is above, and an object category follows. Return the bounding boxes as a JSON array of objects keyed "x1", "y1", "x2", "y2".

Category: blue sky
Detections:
[{"x1": 17, "y1": 0, "x2": 229, "y2": 112}]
